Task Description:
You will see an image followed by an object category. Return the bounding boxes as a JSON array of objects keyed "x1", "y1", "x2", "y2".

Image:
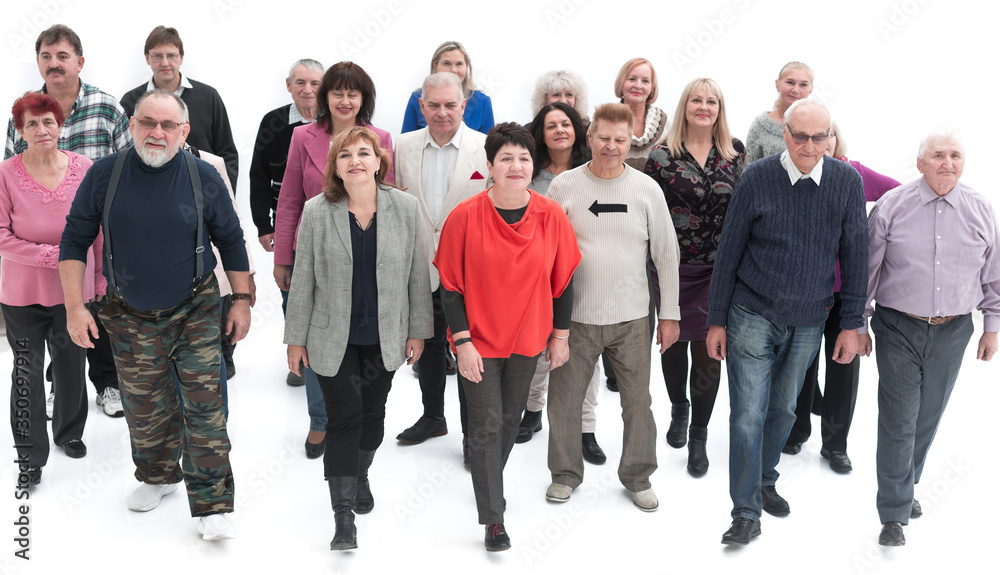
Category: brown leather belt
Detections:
[{"x1": 905, "y1": 313, "x2": 958, "y2": 325}]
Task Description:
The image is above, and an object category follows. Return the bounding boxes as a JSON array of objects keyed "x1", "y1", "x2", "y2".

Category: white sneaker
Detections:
[
  {"x1": 46, "y1": 392, "x2": 54, "y2": 420},
  {"x1": 198, "y1": 513, "x2": 236, "y2": 540},
  {"x1": 96, "y1": 387, "x2": 125, "y2": 417},
  {"x1": 128, "y1": 482, "x2": 179, "y2": 512},
  {"x1": 631, "y1": 488, "x2": 659, "y2": 512}
]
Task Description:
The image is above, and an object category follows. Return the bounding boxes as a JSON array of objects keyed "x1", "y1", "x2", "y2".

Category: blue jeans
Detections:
[
  {"x1": 726, "y1": 304, "x2": 823, "y2": 520},
  {"x1": 281, "y1": 260, "x2": 327, "y2": 432}
]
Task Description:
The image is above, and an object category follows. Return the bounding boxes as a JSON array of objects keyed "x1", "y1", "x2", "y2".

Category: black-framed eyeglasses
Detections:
[
  {"x1": 785, "y1": 124, "x2": 829, "y2": 145},
  {"x1": 136, "y1": 119, "x2": 184, "y2": 132}
]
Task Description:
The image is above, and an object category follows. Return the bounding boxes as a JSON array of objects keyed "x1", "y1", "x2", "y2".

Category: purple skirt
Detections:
[{"x1": 677, "y1": 263, "x2": 713, "y2": 342}]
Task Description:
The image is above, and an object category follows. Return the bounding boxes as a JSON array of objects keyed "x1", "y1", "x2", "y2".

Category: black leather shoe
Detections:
[
  {"x1": 23, "y1": 466, "x2": 42, "y2": 486},
  {"x1": 721, "y1": 517, "x2": 761, "y2": 545},
  {"x1": 581, "y1": 433, "x2": 606, "y2": 464},
  {"x1": 516, "y1": 410, "x2": 542, "y2": 444},
  {"x1": 910, "y1": 499, "x2": 922, "y2": 518},
  {"x1": 762, "y1": 485, "x2": 789, "y2": 516},
  {"x1": 396, "y1": 416, "x2": 448, "y2": 444},
  {"x1": 485, "y1": 524, "x2": 511, "y2": 552},
  {"x1": 687, "y1": 426, "x2": 709, "y2": 476},
  {"x1": 61, "y1": 439, "x2": 87, "y2": 459},
  {"x1": 781, "y1": 442, "x2": 802, "y2": 455},
  {"x1": 820, "y1": 447, "x2": 853, "y2": 473},
  {"x1": 666, "y1": 401, "x2": 689, "y2": 448},
  {"x1": 286, "y1": 370, "x2": 304, "y2": 387},
  {"x1": 331, "y1": 512, "x2": 358, "y2": 550},
  {"x1": 606, "y1": 377, "x2": 618, "y2": 392},
  {"x1": 879, "y1": 521, "x2": 905, "y2": 546},
  {"x1": 305, "y1": 437, "x2": 325, "y2": 459}
]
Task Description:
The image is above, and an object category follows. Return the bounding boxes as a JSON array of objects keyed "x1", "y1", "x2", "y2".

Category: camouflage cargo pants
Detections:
[{"x1": 98, "y1": 276, "x2": 234, "y2": 516}]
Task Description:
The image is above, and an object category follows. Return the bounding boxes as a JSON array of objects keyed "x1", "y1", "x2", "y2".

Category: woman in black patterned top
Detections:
[{"x1": 644, "y1": 77, "x2": 744, "y2": 476}]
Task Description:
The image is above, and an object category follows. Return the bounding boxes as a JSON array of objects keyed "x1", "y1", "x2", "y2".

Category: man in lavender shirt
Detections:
[{"x1": 859, "y1": 133, "x2": 999, "y2": 547}]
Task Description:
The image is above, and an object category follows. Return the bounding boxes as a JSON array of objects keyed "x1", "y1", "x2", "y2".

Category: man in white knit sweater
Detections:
[{"x1": 545, "y1": 103, "x2": 680, "y2": 511}]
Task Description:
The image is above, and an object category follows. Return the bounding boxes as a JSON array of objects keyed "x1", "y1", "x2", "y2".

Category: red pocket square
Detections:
[{"x1": 471, "y1": 171, "x2": 485, "y2": 180}]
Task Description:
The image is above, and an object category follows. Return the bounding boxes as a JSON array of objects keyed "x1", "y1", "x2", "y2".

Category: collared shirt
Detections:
[
  {"x1": 780, "y1": 150, "x2": 824, "y2": 186},
  {"x1": 421, "y1": 123, "x2": 463, "y2": 223},
  {"x1": 862, "y1": 177, "x2": 1000, "y2": 333},
  {"x1": 288, "y1": 104, "x2": 312, "y2": 125},
  {"x1": 4, "y1": 81, "x2": 132, "y2": 160},
  {"x1": 145, "y1": 73, "x2": 194, "y2": 97}
]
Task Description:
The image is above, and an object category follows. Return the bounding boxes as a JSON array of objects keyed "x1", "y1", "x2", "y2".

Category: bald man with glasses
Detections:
[{"x1": 706, "y1": 98, "x2": 868, "y2": 545}]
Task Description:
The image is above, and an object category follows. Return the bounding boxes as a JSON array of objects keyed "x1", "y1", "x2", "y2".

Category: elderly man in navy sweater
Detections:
[
  {"x1": 59, "y1": 90, "x2": 249, "y2": 541},
  {"x1": 706, "y1": 98, "x2": 868, "y2": 545}
]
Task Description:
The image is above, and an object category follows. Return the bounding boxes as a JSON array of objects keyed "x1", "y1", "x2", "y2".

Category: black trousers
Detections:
[
  {"x1": 786, "y1": 293, "x2": 860, "y2": 452},
  {"x1": 5, "y1": 303, "x2": 87, "y2": 467},
  {"x1": 316, "y1": 343, "x2": 394, "y2": 478},
  {"x1": 417, "y1": 288, "x2": 468, "y2": 434}
]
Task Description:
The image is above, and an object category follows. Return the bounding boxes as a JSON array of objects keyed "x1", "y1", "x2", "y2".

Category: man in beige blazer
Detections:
[{"x1": 393, "y1": 72, "x2": 489, "y2": 459}]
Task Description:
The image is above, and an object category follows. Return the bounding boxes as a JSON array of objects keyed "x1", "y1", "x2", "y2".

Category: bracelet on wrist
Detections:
[
  {"x1": 454, "y1": 337, "x2": 473, "y2": 347},
  {"x1": 551, "y1": 334, "x2": 568, "y2": 340}
]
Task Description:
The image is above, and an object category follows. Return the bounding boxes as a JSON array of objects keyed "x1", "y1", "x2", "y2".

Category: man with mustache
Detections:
[
  {"x1": 4, "y1": 24, "x2": 131, "y2": 424},
  {"x1": 59, "y1": 90, "x2": 250, "y2": 540}
]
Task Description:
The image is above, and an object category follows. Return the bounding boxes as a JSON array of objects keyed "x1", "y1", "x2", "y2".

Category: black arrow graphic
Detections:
[{"x1": 588, "y1": 200, "x2": 628, "y2": 216}]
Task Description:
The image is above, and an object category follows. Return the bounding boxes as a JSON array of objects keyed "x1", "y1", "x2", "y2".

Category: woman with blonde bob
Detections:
[
  {"x1": 615, "y1": 57, "x2": 669, "y2": 170},
  {"x1": 401, "y1": 40, "x2": 495, "y2": 134},
  {"x1": 284, "y1": 127, "x2": 432, "y2": 551},
  {"x1": 645, "y1": 78, "x2": 745, "y2": 476},
  {"x1": 745, "y1": 61, "x2": 813, "y2": 163}
]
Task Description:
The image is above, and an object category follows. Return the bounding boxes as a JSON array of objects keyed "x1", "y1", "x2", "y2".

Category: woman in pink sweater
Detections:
[{"x1": 0, "y1": 92, "x2": 104, "y2": 487}]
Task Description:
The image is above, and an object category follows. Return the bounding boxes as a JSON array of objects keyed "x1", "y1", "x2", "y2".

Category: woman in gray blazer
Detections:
[{"x1": 284, "y1": 127, "x2": 433, "y2": 551}]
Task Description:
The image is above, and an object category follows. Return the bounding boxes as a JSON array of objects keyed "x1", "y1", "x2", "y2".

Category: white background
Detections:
[{"x1": 0, "y1": 0, "x2": 998, "y2": 574}]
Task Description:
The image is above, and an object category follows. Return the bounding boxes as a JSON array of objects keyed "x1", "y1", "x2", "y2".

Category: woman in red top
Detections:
[{"x1": 434, "y1": 123, "x2": 580, "y2": 552}]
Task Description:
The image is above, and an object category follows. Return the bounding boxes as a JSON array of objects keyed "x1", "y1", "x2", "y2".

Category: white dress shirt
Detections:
[{"x1": 421, "y1": 123, "x2": 464, "y2": 223}]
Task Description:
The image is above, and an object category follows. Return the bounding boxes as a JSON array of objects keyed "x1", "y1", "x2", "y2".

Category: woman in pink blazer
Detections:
[{"x1": 272, "y1": 61, "x2": 394, "y2": 460}]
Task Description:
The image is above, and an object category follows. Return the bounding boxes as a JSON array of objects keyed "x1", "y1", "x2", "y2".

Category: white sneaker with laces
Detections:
[
  {"x1": 198, "y1": 513, "x2": 236, "y2": 540},
  {"x1": 128, "y1": 482, "x2": 179, "y2": 512},
  {"x1": 46, "y1": 392, "x2": 54, "y2": 420},
  {"x1": 97, "y1": 387, "x2": 125, "y2": 417}
]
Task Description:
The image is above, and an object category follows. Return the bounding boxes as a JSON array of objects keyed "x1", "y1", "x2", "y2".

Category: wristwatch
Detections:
[{"x1": 231, "y1": 293, "x2": 252, "y2": 301}]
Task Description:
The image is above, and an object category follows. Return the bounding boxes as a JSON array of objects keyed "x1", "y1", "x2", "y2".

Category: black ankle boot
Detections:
[
  {"x1": 666, "y1": 401, "x2": 690, "y2": 448},
  {"x1": 328, "y1": 477, "x2": 358, "y2": 550},
  {"x1": 687, "y1": 425, "x2": 709, "y2": 476},
  {"x1": 516, "y1": 410, "x2": 542, "y2": 444},
  {"x1": 356, "y1": 450, "x2": 376, "y2": 514}
]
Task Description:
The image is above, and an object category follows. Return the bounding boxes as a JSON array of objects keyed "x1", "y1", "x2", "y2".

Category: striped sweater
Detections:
[{"x1": 548, "y1": 163, "x2": 680, "y2": 325}]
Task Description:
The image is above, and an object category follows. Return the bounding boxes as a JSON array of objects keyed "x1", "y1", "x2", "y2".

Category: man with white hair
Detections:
[
  {"x1": 707, "y1": 98, "x2": 868, "y2": 544},
  {"x1": 394, "y1": 72, "x2": 488, "y2": 458},
  {"x1": 859, "y1": 133, "x2": 999, "y2": 546},
  {"x1": 59, "y1": 89, "x2": 250, "y2": 540},
  {"x1": 249, "y1": 58, "x2": 323, "y2": 387}
]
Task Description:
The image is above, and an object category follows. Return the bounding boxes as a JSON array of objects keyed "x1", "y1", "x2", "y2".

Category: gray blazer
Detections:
[{"x1": 283, "y1": 185, "x2": 434, "y2": 377}]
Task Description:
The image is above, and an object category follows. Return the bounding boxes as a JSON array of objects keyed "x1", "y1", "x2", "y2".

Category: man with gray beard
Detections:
[{"x1": 59, "y1": 89, "x2": 249, "y2": 540}]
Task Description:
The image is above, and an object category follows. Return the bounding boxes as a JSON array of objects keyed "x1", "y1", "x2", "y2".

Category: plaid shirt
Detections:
[{"x1": 4, "y1": 80, "x2": 132, "y2": 161}]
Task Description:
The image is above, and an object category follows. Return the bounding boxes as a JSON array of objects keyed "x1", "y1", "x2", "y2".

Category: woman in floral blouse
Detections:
[{"x1": 645, "y1": 78, "x2": 744, "y2": 476}]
